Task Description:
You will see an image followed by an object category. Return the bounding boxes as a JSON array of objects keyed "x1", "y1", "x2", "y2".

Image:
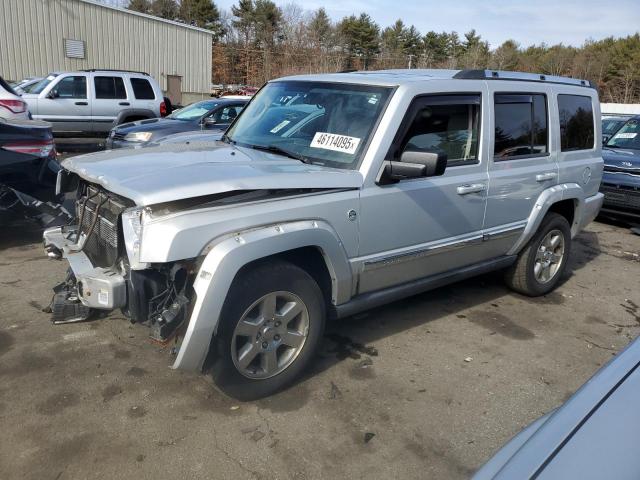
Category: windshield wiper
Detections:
[{"x1": 248, "y1": 144, "x2": 310, "y2": 163}]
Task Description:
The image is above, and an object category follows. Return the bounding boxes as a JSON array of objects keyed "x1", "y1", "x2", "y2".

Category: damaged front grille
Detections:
[{"x1": 76, "y1": 184, "x2": 129, "y2": 267}]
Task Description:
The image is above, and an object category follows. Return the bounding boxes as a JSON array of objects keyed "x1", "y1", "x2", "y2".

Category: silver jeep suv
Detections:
[
  {"x1": 43, "y1": 69, "x2": 604, "y2": 399},
  {"x1": 23, "y1": 70, "x2": 165, "y2": 134}
]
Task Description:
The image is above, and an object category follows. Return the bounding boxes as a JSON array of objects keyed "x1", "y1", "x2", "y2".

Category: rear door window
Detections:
[
  {"x1": 494, "y1": 93, "x2": 548, "y2": 159},
  {"x1": 130, "y1": 78, "x2": 156, "y2": 100},
  {"x1": 558, "y1": 94, "x2": 594, "y2": 151},
  {"x1": 94, "y1": 76, "x2": 127, "y2": 99}
]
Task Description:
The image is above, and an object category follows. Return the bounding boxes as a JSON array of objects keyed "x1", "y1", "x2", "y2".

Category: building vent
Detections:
[{"x1": 64, "y1": 38, "x2": 85, "y2": 59}]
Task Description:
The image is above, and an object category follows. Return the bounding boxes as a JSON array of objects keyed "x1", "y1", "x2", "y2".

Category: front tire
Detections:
[
  {"x1": 504, "y1": 212, "x2": 572, "y2": 296},
  {"x1": 209, "y1": 260, "x2": 325, "y2": 400}
]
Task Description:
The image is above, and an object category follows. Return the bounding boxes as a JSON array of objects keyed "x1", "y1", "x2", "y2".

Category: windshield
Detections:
[
  {"x1": 30, "y1": 74, "x2": 59, "y2": 94},
  {"x1": 606, "y1": 119, "x2": 640, "y2": 150},
  {"x1": 169, "y1": 101, "x2": 219, "y2": 121},
  {"x1": 225, "y1": 81, "x2": 393, "y2": 169},
  {"x1": 602, "y1": 118, "x2": 626, "y2": 134}
]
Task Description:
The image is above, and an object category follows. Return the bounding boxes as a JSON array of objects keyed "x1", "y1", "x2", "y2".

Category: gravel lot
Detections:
[{"x1": 0, "y1": 218, "x2": 639, "y2": 480}]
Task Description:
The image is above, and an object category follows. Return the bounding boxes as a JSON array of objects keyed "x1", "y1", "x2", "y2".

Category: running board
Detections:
[{"x1": 331, "y1": 255, "x2": 517, "y2": 319}]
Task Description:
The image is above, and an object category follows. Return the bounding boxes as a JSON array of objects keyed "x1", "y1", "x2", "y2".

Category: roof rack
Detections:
[
  {"x1": 81, "y1": 69, "x2": 150, "y2": 76},
  {"x1": 454, "y1": 69, "x2": 595, "y2": 88}
]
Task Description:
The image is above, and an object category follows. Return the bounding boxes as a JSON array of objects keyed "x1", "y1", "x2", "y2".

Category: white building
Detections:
[{"x1": 0, "y1": 0, "x2": 213, "y2": 105}]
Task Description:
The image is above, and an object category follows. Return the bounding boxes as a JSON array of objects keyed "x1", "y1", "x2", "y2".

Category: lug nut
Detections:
[
  {"x1": 262, "y1": 342, "x2": 268, "y2": 349},
  {"x1": 274, "y1": 334, "x2": 280, "y2": 341}
]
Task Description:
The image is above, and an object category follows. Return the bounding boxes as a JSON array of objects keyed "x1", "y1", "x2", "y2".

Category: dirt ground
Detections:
[{"x1": 0, "y1": 218, "x2": 639, "y2": 480}]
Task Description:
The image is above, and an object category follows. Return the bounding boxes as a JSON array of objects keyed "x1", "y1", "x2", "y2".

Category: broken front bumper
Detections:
[{"x1": 43, "y1": 226, "x2": 126, "y2": 310}]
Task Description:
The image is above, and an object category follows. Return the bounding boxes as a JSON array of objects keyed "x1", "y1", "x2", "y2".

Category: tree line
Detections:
[{"x1": 125, "y1": 0, "x2": 640, "y2": 103}]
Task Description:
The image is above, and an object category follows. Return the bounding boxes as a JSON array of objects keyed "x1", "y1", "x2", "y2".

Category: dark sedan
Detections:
[
  {"x1": 0, "y1": 117, "x2": 59, "y2": 198},
  {"x1": 105, "y1": 98, "x2": 247, "y2": 149},
  {"x1": 599, "y1": 115, "x2": 640, "y2": 220}
]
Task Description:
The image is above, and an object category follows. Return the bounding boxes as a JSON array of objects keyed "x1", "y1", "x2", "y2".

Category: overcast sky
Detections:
[{"x1": 215, "y1": 0, "x2": 640, "y2": 48}]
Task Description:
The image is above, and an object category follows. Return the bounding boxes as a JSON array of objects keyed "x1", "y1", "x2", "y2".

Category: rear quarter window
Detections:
[
  {"x1": 558, "y1": 94, "x2": 594, "y2": 151},
  {"x1": 130, "y1": 78, "x2": 156, "y2": 100}
]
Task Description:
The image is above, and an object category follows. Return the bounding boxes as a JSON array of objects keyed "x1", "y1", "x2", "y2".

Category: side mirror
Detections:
[
  {"x1": 202, "y1": 116, "x2": 218, "y2": 128},
  {"x1": 382, "y1": 149, "x2": 448, "y2": 182},
  {"x1": 47, "y1": 90, "x2": 59, "y2": 99}
]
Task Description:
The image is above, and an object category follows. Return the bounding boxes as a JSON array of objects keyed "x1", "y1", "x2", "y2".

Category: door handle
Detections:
[
  {"x1": 456, "y1": 183, "x2": 486, "y2": 195},
  {"x1": 119, "y1": 102, "x2": 130, "y2": 106},
  {"x1": 536, "y1": 172, "x2": 557, "y2": 182},
  {"x1": 74, "y1": 101, "x2": 88, "y2": 106}
]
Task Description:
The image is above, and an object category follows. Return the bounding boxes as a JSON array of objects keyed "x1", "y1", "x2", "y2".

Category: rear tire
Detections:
[
  {"x1": 504, "y1": 212, "x2": 572, "y2": 296},
  {"x1": 209, "y1": 260, "x2": 325, "y2": 401}
]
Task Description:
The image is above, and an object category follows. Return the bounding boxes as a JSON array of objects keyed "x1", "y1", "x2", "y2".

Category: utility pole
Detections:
[{"x1": 408, "y1": 54, "x2": 414, "y2": 69}]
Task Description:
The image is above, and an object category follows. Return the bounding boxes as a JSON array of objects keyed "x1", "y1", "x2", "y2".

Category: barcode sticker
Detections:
[{"x1": 310, "y1": 132, "x2": 360, "y2": 154}]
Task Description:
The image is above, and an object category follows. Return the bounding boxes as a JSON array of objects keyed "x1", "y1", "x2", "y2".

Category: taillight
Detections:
[
  {"x1": 0, "y1": 99, "x2": 27, "y2": 114},
  {"x1": 160, "y1": 101, "x2": 167, "y2": 117},
  {"x1": 2, "y1": 139, "x2": 55, "y2": 157}
]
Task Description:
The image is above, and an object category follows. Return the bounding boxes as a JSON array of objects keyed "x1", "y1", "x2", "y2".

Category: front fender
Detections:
[
  {"x1": 507, "y1": 183, "x2": 584, "y2": 256},
  {"x1": 172, "y1": 219, "x2": 352, "y2": 372}
]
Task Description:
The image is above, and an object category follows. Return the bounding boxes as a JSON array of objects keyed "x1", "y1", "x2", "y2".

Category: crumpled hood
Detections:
[
  {"x1": 602, "y1": 147, "x2": 640, "y2": 174},
  {"x1": 62, "y1": 142, "x2": 363, "y2": 206}
]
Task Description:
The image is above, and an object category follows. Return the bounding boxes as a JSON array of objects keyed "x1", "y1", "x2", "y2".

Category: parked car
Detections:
[
  {"x1": 43, "y1": 69, "x2": 603, "y2": 400},
  {"x1": 106, "y1": 98, "x2": 247, "y2": 149},
  {"x1": 473, "y1": 334, "x2": 640, "y2": 479},
  {"x1": 601, "y1": 114, "x2": 629, "y2": 144},
  {"x1": 0, "y1": 117, "x2": 58, "y2": 195},
  {"x1": 22, "y1": 70, "x2": 166, "y2": 135},
  {"x1": 0, "y1": 116, "x2": 65, "y2": 229},
  {"x1": 10, "y1": 77, "x2": 44, "y2": 95},
  {"x1": 0, "y1": 76, "x2": 30, "y2": 121},
  {"x1": 600, "y1": 115, "x2": 640, "y2": 220}
]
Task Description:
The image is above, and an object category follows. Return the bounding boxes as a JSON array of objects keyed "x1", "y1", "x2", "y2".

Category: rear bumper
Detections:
[{"x1": 43, "y1": 226, "x2": 126, "y2": 310}]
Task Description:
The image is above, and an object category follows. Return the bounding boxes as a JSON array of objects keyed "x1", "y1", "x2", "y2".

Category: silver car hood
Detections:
[{"x1": 62, "y1": 143, "x2": 363, "y2": 206}]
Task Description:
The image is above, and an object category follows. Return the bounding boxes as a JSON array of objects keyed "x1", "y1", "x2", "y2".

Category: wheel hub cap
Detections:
[
  {"x1": 534, "y1": 229, "x2": 565, "y2": 284},
  {"x1": 231, "y1": 291, "x2": 309, "y2": 379}
]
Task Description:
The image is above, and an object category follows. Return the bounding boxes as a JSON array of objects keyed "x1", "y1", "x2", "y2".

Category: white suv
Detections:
[
  {"x1": 22, "y1": 70, "x2": 166, "y2": 134},
  {"x1": 0, "y1": 76, "x2": 30, "y2": 121}
]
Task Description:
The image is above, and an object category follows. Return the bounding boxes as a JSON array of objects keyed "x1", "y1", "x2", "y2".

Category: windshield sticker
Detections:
[
  {"x1": 616, "y1": 132, "x2": 637, "y2": 139},
  {"x1": 368, "y1": 96, "x2": 379, "y2": 105},
  {"x1": 270, "y1": 119, "x2": 291, "y2": 133},
  {"x1": 310, "y1": 132, "x2": 361, "y2": 154}
]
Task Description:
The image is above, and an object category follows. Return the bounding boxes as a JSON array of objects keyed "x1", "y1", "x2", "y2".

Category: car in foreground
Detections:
[
  {"x1": 106, "y1": 98, "x2": 247, "y2": 149},
  {"x1": 473, "y1": 334, "x2": 640, "y2": 479},
  {"x1": 0, "y1": 76, "x2": 30, "y2": 121},
  {"x1": 22, "y1": 70, "x2": 166, "y2": 135},
  {"x1": 599, "y1": 115, "x2": 640, "y2": 220},
  {"x1": 602, "y1": 114, "x2": 629, "y2": 144},
  {"x1": 43, "y1": 69, "x2": 603, "y2": 400}
]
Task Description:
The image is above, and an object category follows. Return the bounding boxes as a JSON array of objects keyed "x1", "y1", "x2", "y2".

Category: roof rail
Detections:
[
  {"x1": 81, "y1": 69, "x2": 150, "y2": 76},
  {"x1": 454, "y1": 69, "x2": 595, "y2": 88}
]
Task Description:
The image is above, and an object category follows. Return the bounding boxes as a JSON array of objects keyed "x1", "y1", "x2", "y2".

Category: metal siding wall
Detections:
[{"x1": 0, "y1": 0, "x2": 212, "y2": 94}]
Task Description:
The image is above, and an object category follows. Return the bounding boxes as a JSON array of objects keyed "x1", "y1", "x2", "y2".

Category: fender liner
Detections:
[
  {"x1": 171, "y1": 219, "x2": 352, "y2": 372},
  {"x1": 507, "y1": 183, "x2": 584, "y2": 256},
  {"x1": 113, "y1": 108, "x2": 157, "y2": 127}
]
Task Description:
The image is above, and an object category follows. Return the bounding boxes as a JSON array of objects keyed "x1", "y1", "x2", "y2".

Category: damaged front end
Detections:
[{"x1": 44, "y1": 178, "x2": 195, "y2": 343}]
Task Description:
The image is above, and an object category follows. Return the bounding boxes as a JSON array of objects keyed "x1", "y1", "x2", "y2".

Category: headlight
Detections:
[
  {"x1": 124, "y1": 131, "x2": 153, "y2": 142},
  {"x1": 121, "y1": 207, "x2": 149, "y2": 270}
]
